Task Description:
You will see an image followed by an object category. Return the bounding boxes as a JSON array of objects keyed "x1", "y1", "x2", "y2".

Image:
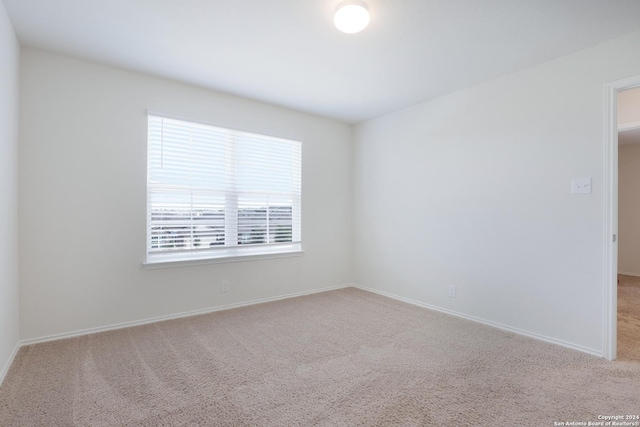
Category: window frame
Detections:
[{"x1": 143, "y1": 111, "x2": 303, "y2": 268}]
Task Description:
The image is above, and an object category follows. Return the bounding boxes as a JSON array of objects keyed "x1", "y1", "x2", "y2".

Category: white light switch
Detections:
[{"x1": 572, "y1": 177, "x2": 592, "y2": 194}]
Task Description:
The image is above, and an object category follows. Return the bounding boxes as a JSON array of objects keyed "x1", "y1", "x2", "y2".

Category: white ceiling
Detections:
[{"x1": 5, "y1": 0, "x2": 640, "y2": 123}]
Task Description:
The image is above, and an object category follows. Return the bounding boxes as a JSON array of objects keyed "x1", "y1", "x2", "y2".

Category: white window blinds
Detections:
[{"x1": 146, "y1": 114, "x2": 302, "y2": 263}]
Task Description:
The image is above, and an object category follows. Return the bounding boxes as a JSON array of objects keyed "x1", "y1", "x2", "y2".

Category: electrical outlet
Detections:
[
  {"x1": 221, "y1": 280, "x2": 230, "y2": 293},
  {"x1": 448, "y1": 285, "x2": 456, "y2": 298}
]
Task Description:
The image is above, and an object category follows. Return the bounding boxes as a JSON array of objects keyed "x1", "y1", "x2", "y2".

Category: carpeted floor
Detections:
[
  {"x1": 618, "y1": 274, "x2": 640, "y2": 362},
  {"x1": 1, "y1": 287, "x2": 639, "y2": 426}
]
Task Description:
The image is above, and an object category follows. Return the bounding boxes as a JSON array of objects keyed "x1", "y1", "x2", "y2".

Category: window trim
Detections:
[
  {"x1": 144, "y1": 110, "x2": 303, "y2": 266},
  {"x1": 143, "y1": 243, "x2": 304, "y2": 269}
]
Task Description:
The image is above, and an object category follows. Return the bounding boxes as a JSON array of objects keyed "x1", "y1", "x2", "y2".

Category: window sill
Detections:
[{"x1": 142, "y1": 244, "x2": 303, "y2": 269}]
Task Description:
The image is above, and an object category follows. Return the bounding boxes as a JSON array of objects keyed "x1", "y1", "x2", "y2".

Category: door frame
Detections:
[{"x1": 603, "y1": 75, "x2": 640, "y2": 360}]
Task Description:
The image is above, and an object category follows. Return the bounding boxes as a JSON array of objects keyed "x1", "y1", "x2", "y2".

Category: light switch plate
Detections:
[{"x1": 572, "y1": 177, "x2": 592, "y2": 194}]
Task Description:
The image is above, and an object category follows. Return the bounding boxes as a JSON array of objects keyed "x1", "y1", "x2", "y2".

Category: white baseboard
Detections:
[
  {"x1": 14, "y1": 281, "x2": 602, "y2": 376},
  {"x1": 21, "y1": 283, "x2": 354, "y2": 346},
  {"x1": 0, "y1": 343, "x2": 20, "y2": 387},
  {"x1": 618, "y1": 271, "x2": 640, "y2": 278},
  {"x1": 353, "y1": 284, "x2": 603, "y2": 358}
]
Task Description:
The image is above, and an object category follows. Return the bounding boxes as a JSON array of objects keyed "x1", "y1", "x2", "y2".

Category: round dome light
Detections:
[{"x1": 334, "y1": 1, "x2": 370, "y2": 34}]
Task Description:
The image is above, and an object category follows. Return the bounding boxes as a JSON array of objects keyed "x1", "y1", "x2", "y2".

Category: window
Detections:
[{"x1": 146, "y1": 114, "x2": 302, "y2": 265}]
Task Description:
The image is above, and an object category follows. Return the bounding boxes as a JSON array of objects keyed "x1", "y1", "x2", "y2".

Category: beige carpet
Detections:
[
  {"x1": 618, "y1": 274, "x2": 640, "y2": 362},
  {"x1": 1, "y1": 288, "x2": 639, "y2": 426}
]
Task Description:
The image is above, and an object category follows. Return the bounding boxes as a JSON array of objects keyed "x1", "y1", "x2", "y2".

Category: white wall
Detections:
[
  {"x1": 618, "y1": 143, "x2": 640, "y2": 276},
  {"x1": 0, "y1": 0, "x2": 20, "y2": 380},
  {"x1": 19, "y1": 48, "x2": 353, "y2": 341},
  {"x1": 353, "y1": 30, "x2": 640, "y2": 355}
]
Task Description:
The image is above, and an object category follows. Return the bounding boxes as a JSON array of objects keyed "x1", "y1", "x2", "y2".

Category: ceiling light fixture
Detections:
[{"x1": 334, "y1": 0, "x2": 370, "y2": 34}]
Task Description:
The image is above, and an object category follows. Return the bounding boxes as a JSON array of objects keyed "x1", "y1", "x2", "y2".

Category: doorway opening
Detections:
[
  {"x1": 615, "y1": 86, "x2": 640, "y2": 361},
  {"x1": 604, "y1": 75, "x2": 640, "y2": 361}
]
